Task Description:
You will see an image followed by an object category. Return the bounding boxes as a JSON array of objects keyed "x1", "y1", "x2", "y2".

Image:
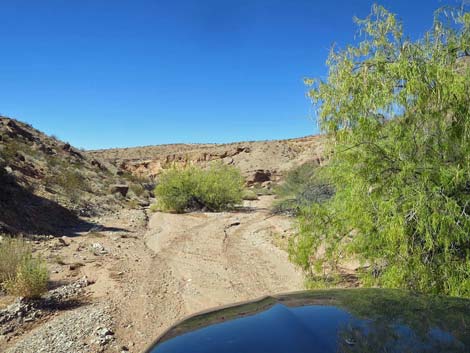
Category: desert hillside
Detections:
[{"x1": 0, "y1": 117, "x2": 155, "y2": 235}]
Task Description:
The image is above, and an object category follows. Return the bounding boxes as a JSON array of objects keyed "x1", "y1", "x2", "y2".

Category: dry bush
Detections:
[
  {"x1": 4, "y1": 255, "x2": 48, "y2": 298},
  {"x1": 0, "y1": 236, "x2": 31, "y2": 283},
  {"x1": 0, "y1": 237, "x2": 49, "y2": 298}
]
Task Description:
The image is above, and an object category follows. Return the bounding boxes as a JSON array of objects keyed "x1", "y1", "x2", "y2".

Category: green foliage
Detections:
[
  {"x1": 291, "y1": 5, "x2": 470, "y2": 296},
  {"x1": 198, "y1": 163, "x2": 244, "y2": 211},
  {"x1": 154, "y1": 163, "x2": 244, "y2": 213},
  {"x1": 154, "y1": 166, "x2": 201, "y2": 213},
  {"x1": 273, "y1": 162, "x2": 334, "y2": 215},
  {"x1": 0, "y1": 237, "x2": 49, "y2": 298}
]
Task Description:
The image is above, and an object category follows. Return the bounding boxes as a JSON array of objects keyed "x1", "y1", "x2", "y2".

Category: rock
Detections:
[
  {"x1": 91, "y1": 243, "x2": 108, "y2": 255},
  {"x1": 109, "y1": 184, "x2": 129, "y2": 197},
  {"x1": 16, "y1": 153, "x2": 26, "y2": 162},
  {"x1": 69, "y1": 263, "x2": 84, "y2": 271},
  {"x1": 39, "y1": 144, "x2": 55, "y2": 155},
  {"x1": 5, "y1": 119, "x2": 36, "y2": 142},
  {"x1": 94, "y1": 326, "x2": 115, "y2": 346},
  {"x1": 261, "y1": 180, "x2": 273, "y2": 189},
  {"x1": 246, "y1": 170, "x2": 272, "y2": 185},
  {"x1": 59, "y1": 237, "x2": 71, "y2": 246},
  {"x1": 138, "y1": 200, "x2": 150, "y2": 207}
]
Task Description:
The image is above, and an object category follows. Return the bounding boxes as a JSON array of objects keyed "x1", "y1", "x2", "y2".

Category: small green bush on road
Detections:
[{"x1": 154, "y1": 163, "x2": 244, "y2": 213}]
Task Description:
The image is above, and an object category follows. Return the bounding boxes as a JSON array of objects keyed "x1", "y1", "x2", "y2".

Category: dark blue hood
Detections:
[{"x1": 146, "y1": 289, "x2": 470, "y2": 353}]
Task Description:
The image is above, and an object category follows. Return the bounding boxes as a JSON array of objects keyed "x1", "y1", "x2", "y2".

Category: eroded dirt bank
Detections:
[{"x1": 2, "y1": 197, "x2": 304, "y2": 352}]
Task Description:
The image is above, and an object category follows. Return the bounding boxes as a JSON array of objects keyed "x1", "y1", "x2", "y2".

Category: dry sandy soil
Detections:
[{"x1": 1, "y1": 196, "x2": 304, "y2": 352}]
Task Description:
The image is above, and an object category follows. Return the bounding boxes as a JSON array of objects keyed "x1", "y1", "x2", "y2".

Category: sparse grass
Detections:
[
  {"x1": 5, "y1": 255, "x2": 49, "y2": 298},
  {"x1": 251, "y1": 185, "x2": 274, "y2": 196},
  {"x1": 45, "y1": 168, "x2": 87, "y2": 200},
  {"x1": 126, "y1": 199, "x2": 140, "y2": 209},
  {"x1": 242, "y1": 189, "x2": 258, "y2": 201},
  {"x1": 149, "y1": 203, "x2": 160, "y2": 213},
  {"x1": 0, "y1": 237, "x2": 31, "y2": 283},
  {"x1": 0, "y1": 138, "x2": 38, "y2": 164},
  {"x1": 129, "y1": 183, "x2": 145, "y2": 197},
  {"x1": 0, "y1": 237, "x2": 49, "y2": 298},
  {"x1": 271, "y1": 232, "x2": 289, "y2": 251}
]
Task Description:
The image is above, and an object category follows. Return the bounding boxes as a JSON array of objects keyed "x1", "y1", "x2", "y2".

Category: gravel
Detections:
[
  {"x1": 5, "y1": 303, "x2": 114, "y2": 353},
  {"x1": 1, "y1": 277, "x2": 117, "y2": 353}
]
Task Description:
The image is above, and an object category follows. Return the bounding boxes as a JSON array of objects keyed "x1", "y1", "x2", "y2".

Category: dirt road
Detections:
[
  {"x1": 114, "y1": 196, "x2": 304, "y2": 351},
  {"x1": 2, "y1": 196, "x2": 304, "y2": 353}
]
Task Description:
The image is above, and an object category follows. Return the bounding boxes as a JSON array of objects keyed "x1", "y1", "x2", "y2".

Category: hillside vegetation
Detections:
[{"x1": 289, "y1": 5, "x2": 470, "y2": 296}]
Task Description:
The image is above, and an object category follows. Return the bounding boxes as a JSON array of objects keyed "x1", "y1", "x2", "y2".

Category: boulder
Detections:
[
  {"x1": 246, "y1": 170, "x2": 272, "y2": 186},
  {"x1": 5, "y1": 119, "x2": 36, "y2": 142},
  {"x1": 109, "y1": 184, "x2": 129, "y2": 197}
]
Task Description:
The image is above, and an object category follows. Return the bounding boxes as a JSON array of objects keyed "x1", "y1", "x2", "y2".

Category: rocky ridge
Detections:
[{"x1": 88, "y1": 135, "x2": 325, "y2": 185}]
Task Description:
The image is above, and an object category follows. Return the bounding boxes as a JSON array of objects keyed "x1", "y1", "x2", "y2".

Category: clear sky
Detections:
[{"x1": 0, "y1": 0, "x2": 457, "y2": 149}]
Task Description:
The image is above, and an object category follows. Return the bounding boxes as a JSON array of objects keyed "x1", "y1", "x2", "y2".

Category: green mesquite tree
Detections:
[{"x1": 290, "y1": 4, "x2": 470, "y2": 296}]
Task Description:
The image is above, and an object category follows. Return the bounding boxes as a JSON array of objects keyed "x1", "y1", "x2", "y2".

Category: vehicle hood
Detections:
[{"x1": 146, "y1": 288, "x2": 470, "y2": 353}]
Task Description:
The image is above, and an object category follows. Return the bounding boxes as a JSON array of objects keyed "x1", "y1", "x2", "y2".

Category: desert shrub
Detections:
[
  {"x1": 154, "y1": 166, "x2": 201, "y2": 213},
  {"x1": 197, "y1": 163, "x2": 244, "y2": 211},
  {"x1": 0, "y1": 237, "x2": 31, "y2": 283},
  {"x1": 273, "y1": 162, "x2": 333, "y2": 215},
  {"x1": 290, "y1": 5, "x2": 470, "y2": 296},
  {"x1": 45, "y1": 168, "x2": 86, "y2": 199},
  {"x1": 154, "y1": 163, "x2": 244, "y2": 213},
  {"x1": 5, "y1": 254, "x2": 49, "y2": 298},
  {"x1": 0, "y1": 237, "x2": 49, "y2": 298},
  {"x1": 0, "y1": 139, "x2": 35, "y2": 164}
]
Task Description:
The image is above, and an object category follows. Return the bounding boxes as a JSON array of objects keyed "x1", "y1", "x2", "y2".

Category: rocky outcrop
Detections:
[
  {"x1": 90, "y1": 135, "x2": 326, "y2": 186},
  {"x1": 246, "y1": 170, "x2": 272, "y2": 185},
  {"x1": 109, "y1": 184, "x2": 129, "y2": 197}
]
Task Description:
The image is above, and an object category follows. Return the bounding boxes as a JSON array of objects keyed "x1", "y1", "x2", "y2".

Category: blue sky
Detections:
[{"x1": 0, "y1": 0, "x2": 457, "y2": 149}]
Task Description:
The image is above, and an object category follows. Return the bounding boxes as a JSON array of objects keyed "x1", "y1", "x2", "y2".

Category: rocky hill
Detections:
[{"x1": 0, "y1": 117, "x2": 151, "y2": 235}]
